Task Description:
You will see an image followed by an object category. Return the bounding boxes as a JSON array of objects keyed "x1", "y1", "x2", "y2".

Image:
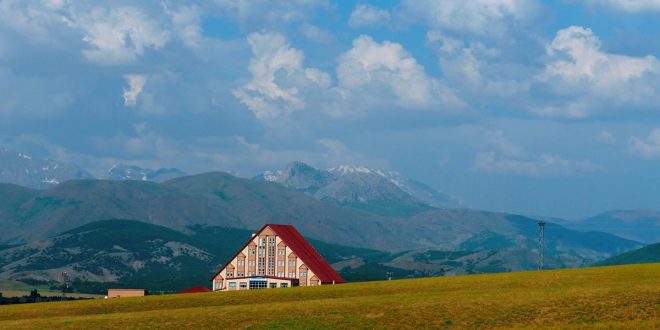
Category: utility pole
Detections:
[
  {"x1": 538, "y1": 221, "x2": 546, "y2": 271},
  {"x1": 61, "y1": 272, "x2": 69, "y2": 299}
]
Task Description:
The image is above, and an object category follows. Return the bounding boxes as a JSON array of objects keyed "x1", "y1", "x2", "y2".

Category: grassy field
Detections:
[{"x1": 0, "y1": 264, "x2": 658, "y2": 329}]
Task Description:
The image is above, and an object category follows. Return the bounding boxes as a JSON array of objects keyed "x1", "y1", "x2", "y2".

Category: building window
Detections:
[
  {"x1": 300, "y1": 272, "x2": 307, "y2": 277},
  {"x1": 269, "y1": 283, "x2": 277, "y2": 288},
  {"x1": 229, "y1": 282, "x2": 237, "y2": 289},
  {"x1": 227, "y1": 271, "x2": 234, "y2": 278},
  {"x1": 214, "y1": 281, "x2": 223, "y2": 290},
  {"x1": 249, "y1": 280, "x2": 267, "y2": 289},
  {"x1": 278, "y1": 249, "x2": 285, "y2": 256},
  {"x1": 248, "y1": 271, "x2": 255, "y2": 276},
  {"x1": 248, "y1": 260, "x2": 256, "y2": 267},
  {"x1": 288, "y1": 260, "x2": 296, "y2": 267},
  {"x1": 288, "y1": 272, "x2": 295, "y2": 277},
  {"x1": 249, "y1": 248, "x2": 255, "y2": 255},
  {"x1": 240, "y1": 282, "x2": 247, "y2": 289},
  {"x1": 259, "y1": 238, "x2": 266, "y2": 246},
  {"x1": 277, "y1": 272, "x2": 284, "y2": 277},
  {"x1": 280, "y1": 283, "x2": 288, "y2": 288},
  {"x1": 277, "y1": 260, "x2": 284, "y2": 266},
  {"x1": 237, "y1": 260, "x2": 245, "y2": 266},
  {"x1": 237, "y1": 272, "x2": 244, "y2": 277}
]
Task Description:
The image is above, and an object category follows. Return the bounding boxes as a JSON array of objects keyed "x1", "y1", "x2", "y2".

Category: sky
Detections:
[{"x1": 2, "y1": 0, "x2": 660, "y2": 219}]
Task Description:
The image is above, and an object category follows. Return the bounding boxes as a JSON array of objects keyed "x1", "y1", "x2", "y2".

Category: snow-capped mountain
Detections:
[
  {"x1": 106, "y1": 164, "x2": 186, "y2": 183},
  {"x1": 254, "y1": 162, "x2": 461, "y2": 216},
  {"x1": 328, "y1": 165, "x2": 462, "y2": 208},
  {"x1": 0, "y1": 147, "x2": 94, "y2": 189}
]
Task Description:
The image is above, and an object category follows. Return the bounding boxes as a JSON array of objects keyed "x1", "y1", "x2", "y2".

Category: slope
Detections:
[
  {"x1": 0, "y1": 264, "x2": 657, "y2": 329},
  {"x1": 598, "y1": 243, "x2": 660, "y2": 266}
]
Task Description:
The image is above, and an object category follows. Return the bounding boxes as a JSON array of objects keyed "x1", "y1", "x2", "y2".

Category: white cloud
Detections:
[
  {"x1": 401, "y1": 0, "x2": 538, "y2": 37},
  {"x1": 426, "y1": 31, "x2": 527, "y2": 103},
  {"x1": 348, "y1": 4, "x2": 390, "y2": 29},
  {"x1": 580, "y1": 0, "x2": 660, "y2": 12},
  {"x1": 336, "y1": 35, "x2": 463, "y2": 112},
  {"x1": 299, "y1": 23, "x2": 334, "y2": 44},
  {"x1": 232, "y1": 32, "x2": 331, "y2": 121},
  {"x1": 234, "y1": 33, "x2": 463, "y2": 121},
  {"x1": 629, "y1": 129, "x2": 660, "y2": 158},
  {"x1": 165, "y1": 4, "x2": 202, "y2": 49},
  {"x1": 214, "y1": 0, "x2": 329, "y2": 27},
  {"x1": 77, "y1": 6, "x2": 170, "y2": 64},
  {"x1": 475, "y1": 131, "x2": 598, "y2": 176},
  {"x1": 597, "y1": 130, "x2": 616, "y2": 145},
  {"x1": 534, "y1": 26, "x2": 660, "y2": 118},
  {"x1": 122, "y1": 74, "x2": 147, "y2": 106}
]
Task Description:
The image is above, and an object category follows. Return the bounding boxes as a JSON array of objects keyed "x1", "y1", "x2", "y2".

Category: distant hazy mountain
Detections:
[
  {"x1": 0, "y1": 173, "x2": 640, "y2": 268},
  {"x1": 106, "y1": 164, "x2": 186, "y2": 183},
  {"x1": 567, "y1": 210, "x2": 660, "y2": 244},
  {"x1": 254, "y1": 162, "x2": 460, "y2": 216},
  {"x1": 0, "y1": 147, "x2": 94, "y2": 189},
  {"x1": 598, "y1": 242, "x2": 660, "y2": 266},
  {"x1": 328, "y1": 165, "x2": 462, "y2": 208}
]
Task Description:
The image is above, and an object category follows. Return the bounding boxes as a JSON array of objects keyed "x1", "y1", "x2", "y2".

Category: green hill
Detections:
[
  {"x1": 0, "y1": 264, "x2": 657, "y2": 329},
  {"x1": 598, "y1": 243, "x2": 660, "y2": 266},
  {"x1": 2, "y1": 220, "x2": 552, "y2": 293},
  {"x1": 0, "y1": 174, "x2": 641, "y2": 268}
]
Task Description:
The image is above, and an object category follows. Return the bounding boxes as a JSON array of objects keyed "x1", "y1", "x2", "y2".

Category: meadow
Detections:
[{"x1": 0, "y1": 263, "x2": 658, "y2": 329}]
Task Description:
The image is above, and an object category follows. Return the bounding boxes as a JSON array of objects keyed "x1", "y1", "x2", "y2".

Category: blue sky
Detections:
[{"x1": 2, "y1": 0, "x2": 660, "y2": 219}]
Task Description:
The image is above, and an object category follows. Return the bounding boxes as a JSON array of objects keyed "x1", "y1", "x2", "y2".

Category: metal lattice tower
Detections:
[
  {"x1": 538, "y1": 221, "x2": 546, "y2": 270},
  {"x1": 61, "y1": 271, "x2": 69, "y2": 298}
]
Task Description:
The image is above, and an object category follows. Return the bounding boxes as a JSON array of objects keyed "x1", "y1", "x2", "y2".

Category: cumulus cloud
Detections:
[
  {"x1": 629, "y1": 129, "x2": 660, "y2": 158},
  {"x1": 533, "y1": 26, "x2": 660, "y2": 118},
  {"x1": 165, "y1": 4, "x2": 202, "y2": 49},
  {"x1": 336, "y1": 35, "x2": 463, "y2": 112},
  {"x1": 214, "y1": 0, "x2": 330, "y2": 28},
  {"x1": 579, "y1": 0, "x2": 660, "y2": 12},
  {"x1": 232, "y1": 32, "x2": 331, "y2": 121},
  {"x1": 122, "y1": 74, "x2": 147, "y2": 106},
  {"x1": 474, "y1": 131, "x2": 598, "y2": 176},
  {"x1": 234, "y1": 33, "x2": 462, "y2": 121},
  {"x1": 401, "y1": 0, "x2": 538, "y2": 37},
  {"x1": 77, "y1": 6, "x2": 170, "y2": 64},
  {"x1": 299, "y1": 23, "x2": 334, "y2": 44},
  {"x1": 348, "y1": 4, "x2": 391, "y2": 29}
]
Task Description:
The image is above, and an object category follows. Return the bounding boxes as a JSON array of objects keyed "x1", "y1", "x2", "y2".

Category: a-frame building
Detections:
[{"x1": 211, "y1": 224, "x2": 345, "y2": 291}]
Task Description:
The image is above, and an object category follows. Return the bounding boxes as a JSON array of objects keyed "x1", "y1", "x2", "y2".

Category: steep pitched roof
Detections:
[
  {"x1": 210, "y1": 224, "x2": 345, "y2": 284},
  {"x1": 268, "y1": 224, "x2": 345, "y2": 284}
]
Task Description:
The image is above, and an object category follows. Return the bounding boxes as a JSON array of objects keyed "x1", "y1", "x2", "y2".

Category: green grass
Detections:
[{"x1": 0, "y1": 264, "x2": 658, "y2": 329}]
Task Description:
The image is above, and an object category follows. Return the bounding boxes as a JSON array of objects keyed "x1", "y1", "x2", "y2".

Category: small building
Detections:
[
  {"x1": 107, "y1": 289, "x2": 147, "y2": 298},
  {"x1": 211, "y1": 224, "x2": 344, "y2": 291}
]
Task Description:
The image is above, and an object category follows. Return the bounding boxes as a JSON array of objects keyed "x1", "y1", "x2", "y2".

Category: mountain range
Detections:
[
  {"x1": 563, "y1": 210, "x2": 660, "y2": 244},
  {"x1": 254, "y1": 161, "x2": 460, "y2": 216},
  {"x1": 0, "y1": 148, "x2": 187, "y2": 188},
  {"x1": 0, "y1": 148, "x2": 93, "y2": 189},
  {"x1": 0, "y1": 150, "x2": 656, "y2": 292}
]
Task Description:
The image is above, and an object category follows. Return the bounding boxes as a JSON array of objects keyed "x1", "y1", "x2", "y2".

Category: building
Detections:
[
  {"x1": 107, "y1": 289, "x2": 147, "y2": 298},
  {"x1": 211, "y1": 224, "x2": 344, "y2": 291}
]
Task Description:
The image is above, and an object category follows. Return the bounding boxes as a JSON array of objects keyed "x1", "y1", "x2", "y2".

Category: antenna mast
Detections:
[{"x1": 537, "y1": 221, "x2": 546, "y2": 270}]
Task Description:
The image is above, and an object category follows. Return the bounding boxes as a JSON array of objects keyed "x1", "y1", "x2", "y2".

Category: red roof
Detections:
[
  {"x1": 268, "y1": 224, "x2": 345, "y2": 284},
  {"x1": 210, "y1": 224, "x2": 345, "y2": 284},
  {"x1": 177, "y1": 286, "x2": 211, "y2": 294}
]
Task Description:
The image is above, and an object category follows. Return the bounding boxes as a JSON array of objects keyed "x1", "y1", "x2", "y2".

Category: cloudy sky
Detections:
[{"x1": 2, "y1": 0, "x2": 660, "y2": 219}]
